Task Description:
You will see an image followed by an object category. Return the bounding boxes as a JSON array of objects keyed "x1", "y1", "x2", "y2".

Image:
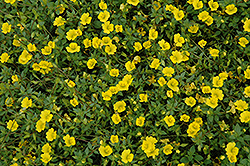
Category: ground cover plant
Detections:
[{"x1": 1, "y1": 0, "x2": 250, "y2": 165}]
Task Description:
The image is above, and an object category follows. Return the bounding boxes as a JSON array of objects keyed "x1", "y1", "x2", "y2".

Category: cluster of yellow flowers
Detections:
[
  {"x1": 2, "y1": 0, "x2": 250, "y2": 165},
  {"x1": 225, "y1": 142, "x2": 239, "y2": 163},
  {"x1": 32, "y1": 60, "x2": 53, "y2": 74},
  {"x1": 41, "y1": 143, "x2": 52, "y2": 164},
  {"x1": 36, "y1": 109, "x2": 53, "y2": 132},
  {"x1": 141, "y1": 136, "x2": 159, "y2": 158}
]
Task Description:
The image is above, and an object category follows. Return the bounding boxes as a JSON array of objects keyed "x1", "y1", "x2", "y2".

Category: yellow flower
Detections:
[
  {"x1": 98, "y1": 10, "x2": 110, "y2": 22},
  {"x1": 7, "y1": 120, "x2": 18, "y2": 131},
  {"x1": 110, "y1": 135, "x2": 119, "y2": 143},
  {"x1": 41, "y1": 153, "x2": 52, "y2": 164},
  {"x1": 114, "y1": 100, "x2": 126, "y2": 113},
  {"x1": 185, "y1": 97, "x2": 196, "y2": 107},
  {"x1": 121, "y1": 149, "x2": 134, "y2": 163},
  {"x1": 80, "y1": 13, "x2": 92, "y2": 25},
  {"x1": 189, "y1": 122, "x2": 200, "y2": 132},
  {"x1": 127, "y1": 0, "x2": 139, "y2": 6},
  {"x1": 27, "y1": 43, "x2": 36, "y2": 52},
  {"x1": 208, "y1": 0, "x2": 219, "y2": 11},
  {"x1": 178, "y1": 164, "x2": 185, "y2": 166},
  {"x1": 162, "y1": 67, "x2": 174, "y2": 77},
  {"x1": 205, "y1": 16, "x2": 214, "y2": 26},
  {"x1": 92, "y1": 37, "x2": 101, "y2": 48},
  {"x1": 10, "y1": 163, "x2": 18, "y2": 166},
  {"x1": 46, "y1": 128, "x2": 57, "y2": 141},
  {"x1": 48, "y1": 41, "x2": 56, "y2": 48},
  {"x1": 180, "y1": 114, "x2": 190, "y2": 122},
  {"x1": 4, "y1": 0, "x2": 16, "y2": 4},
  {"x1": 163, "y1": 144, "x2": 173, "y2": 155},
  {"x1": 53, "y1": 16, "x2": 66, "y2": 27},
  {"x1": 13, "y1": 39, "x2": 21, "y2": 47},
  {"x1": 227, "y1": 154, "x2": 237, "y2": 163},
  {"x1": 36, "y1": 119, "x2": 46, "y2": 132},
  {"x1": 225, "y1": 142, "x2": 239, "y2": 156},
  {"x1": 174, "y1": 33, "x2": 185, "y2": 47},
  {"x1": 56, "y1": 4, "x2": 65, "y2": 14},
  {"x1": 188, "y1": 25, "x2": 199, "y2": 33},
  {"x1": 66, "y1": 43, "x2": 80, "y2": 53},
  {"x1": 65, "y1": 79, "x2": 75, "y2": 88},
  {"x1": 173, "y1": 9, "x2": 184, "y2": 21},
  {"x1": 83, "y1": 38, "x2": 91, "y2": 48},
  {"x1": 99, "y1": 145, "x2": 113, "y2": 157},
  {"x1": 41, "y1": 46, "x2": 52, "y2": 55},
  {"x1": 198, "y1": 39, "x2": 207, "y2": 48},
  {"x1": 240, "y1": 111, "x2": 250, "y2": 123},
  {"x1": 238, "y1": 37, "x2": 249, "y2": 47},
  {"x1": 165, "y1": 5, "x2": 177, "y2": 13},
  {"x1": 110, "y1": 69, "x2": 119, "y2": 77},
  {"x1": 102, "y1": 21, "x2": 114, "y2": 34},
  {"x1": 167, "y1": 78, "x2": 179, "y2": 92},
  {"x1": 99, "y1": 0, "x2": 107, "y2": 10},
  {"x1": 42, "y1": 143, "x2": 52, "y2": 153},
  {"x1": 245, "y1": 69, "x2": 250, "y2": 79},
  {"x1": 111, "y1": 113, "x2": 121, "y2": 124},
  {"x1": 170, "y1": 50, "x2": 183, "y2": 64},
  {"x1": 243, "y1": 19, "x2": 250, "y2": 32},
  {"x1": 109, "y1": 86, "x2": 118, "y2": 95},
  {"x1": 234, "y1": 100, "x2": 248, "y2": 111},
  {"x1": 5, "y1": 97, "x2": 14, "y2": 107},
  {"x1": 198, "y1": 11, "x2": 209, "y2": 21},
  {"x1": 187, "y1": 128, "x2": 198, "y2": 138},
  {"x1": 102, "y1": 90, "x2": 112, "y2": 101},
  {"x1": 40, "y1": 109, "x2": 53, "y2": 122},
  {"x1": 187, "y1": 0, "x2": 194, "y2": 4},
  {"x1": 219, "y1": 72, "x2": 228, "y2": 80},
  {"x1": 1, "y1": 22, "x2": 11, "y2": 34},
  {"x1": 105, "y1": 44, "x2": 117, "y2": 54},
  {"x1": 125, "y1": 61, "x2": 136, "y2": 72},
  {"x1": 202, "y1": 86, "x2": 211, "y2": 94},
  {"x1": 166, "y1": 90, "x2": 173, "y2": 98},
  {"x1": 244, "y1": 86, "x2": 250, "y2": 96},
  {"x1": 194, "y1": 117, "x2": 203, "y2": 126},
  {"x1": 211, "y1": 88, "x2": 224, "y2": 100},
  {"x1": 115, "y1": 25, "x2": 123, "y2": 32},
  {"x1": 158, "y1": 77, "x2": 167, "y2": 87},
  {"x1": 143, "y1": 40, "x2": 151, "y2": 49},
  {"x1": 86, "y1": 58, "x2": 97, "y2": 69},
  {"x1": 149, "y1": 59, "x2": 161, "y2": 69},
  {"x1": 164, "y1": 115, "x2": 175, "y2": 127},
  {"x1": 192, "y1": 0, "x2": 203, "y2": 10},
  {"x1": 209, "y1": 48, "x2": 219, "y2": 57},
  {"x1": 158, "y1": 39, "x2": 170, "y2": 50},
  {"x1": 206, "y1": 97, "x2": 218, "y2": 108},
  {"x1": 117, "y1": 80, "x2": 129, "y2": 91},
  {"x1": 225, "y1": 4, "x2": 237, "y2": 15},
  {"x1": 63, "y1": 134, "x2": 76, "y2": 147},
  {"x1": 18, "y1": 50, "x2": 32, "y2": 64},
  {"x1": 153, "y1": 1, "x2": 161, "y2": 10},
  {"x1": 21, "y1": 97, "x2": 32, "y2": 109},
  {"x1": 0, "y1": 53, "x2": 10, "y2": 63},
  {"x1": 149, "y1": 29, "x2": 158, "y2": 40},
  {"x1": 139, "y1": 94, "x2": 148, "y2": 102},
  {"x1": 101, "y1": 37, "x2": 112, "y2": 46},
  {"x1": 136, "y1": 116, "x2": 145, "y2": 127},
  {"x1": 213, "y1": 76, "x2": 223, "y2": 87},
  {"x1": 145, "y1": 148, "x2": 159, "y2": 158},
  {"x1": 133, "y1": 42, "x2": 142, "y2": 51},
  {"x1": 70, "y1": 98, "x2": 79, "y2": 107},
  {"x1": 66, "y1": 29, "x2": 78, "y2": 41}
]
